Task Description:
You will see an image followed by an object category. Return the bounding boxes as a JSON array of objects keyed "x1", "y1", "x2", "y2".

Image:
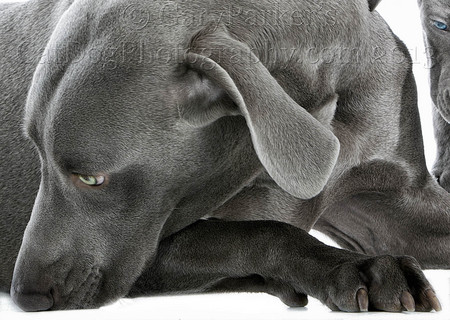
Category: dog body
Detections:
[
  {"x1": 0, "y1": 0, "x2": 448, "y2": 312},
  {"x1": 418, "y1": 0, "x2": 450, "y2": 191}
]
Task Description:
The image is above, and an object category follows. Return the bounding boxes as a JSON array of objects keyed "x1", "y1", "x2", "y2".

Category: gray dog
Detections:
[
  {"x1": 419, "y1": 0, "x2": 450, "y2": 192},
  {"x1": 0, "y1": 0, "x2": 448, "y2": 313}
]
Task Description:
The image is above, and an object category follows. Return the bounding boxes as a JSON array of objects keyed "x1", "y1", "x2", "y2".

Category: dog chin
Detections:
[{"x1": 52, "y1": 266, "x2": 103, "y2": 310}]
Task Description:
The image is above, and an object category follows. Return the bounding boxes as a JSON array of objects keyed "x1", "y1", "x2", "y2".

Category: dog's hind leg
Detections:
[
  {"x1": 314, "y1": 162, "x2": 450, "y2": 269},
  {"x1": 313, "y1": 41, "x2": 450, "y2": 269},
  {"x1": 129, "y1": 219, "x2": 441, "y2": 312}
]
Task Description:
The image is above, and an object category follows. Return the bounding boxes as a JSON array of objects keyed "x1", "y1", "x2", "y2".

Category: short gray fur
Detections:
[{"x1": 0, "y1": 0, "x2": 447, "y2": 313}]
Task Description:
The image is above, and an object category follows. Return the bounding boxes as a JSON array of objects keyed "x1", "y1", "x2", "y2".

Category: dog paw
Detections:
[{"x1": 322, "y1": 255, "x2": 441, "y2": 312}]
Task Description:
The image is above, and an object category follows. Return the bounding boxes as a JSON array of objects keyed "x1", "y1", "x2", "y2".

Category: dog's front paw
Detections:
[{"x1": 322, "y1": 255, "x2": 441, "y2": 312}]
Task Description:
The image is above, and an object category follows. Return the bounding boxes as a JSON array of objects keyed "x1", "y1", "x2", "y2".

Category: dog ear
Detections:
[
  {"x1": 368, "y1": 0, "x2": 382, "y2": 11},
  {"x1": 179, "y1": 25, "x2": 340, "y2": 199}
]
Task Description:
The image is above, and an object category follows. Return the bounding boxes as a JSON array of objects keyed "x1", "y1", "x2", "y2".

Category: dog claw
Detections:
[
  {"x1": 400, "y1": 291, "x2": 415, "y2": 312},
  {"x1": 425, "y1": 289, "x2": 442, "y2": 312},
  {"x1": 357, "y1": 288, "x2": 369, "y2": 312}
]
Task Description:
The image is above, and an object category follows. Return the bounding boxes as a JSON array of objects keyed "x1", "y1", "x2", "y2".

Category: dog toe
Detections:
[{"x1": 322, "y1": 255, "x2": 441, "y2": 313}]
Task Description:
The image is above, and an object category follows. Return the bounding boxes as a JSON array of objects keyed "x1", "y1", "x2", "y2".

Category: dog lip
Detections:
[{"x1": 56, "y1": 266, "x2": 102, "y2": 310}]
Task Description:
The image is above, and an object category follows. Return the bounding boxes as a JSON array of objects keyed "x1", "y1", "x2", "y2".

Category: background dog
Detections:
[{"x1": 418, "y1": 0, "x2": 450, "y2": 192}]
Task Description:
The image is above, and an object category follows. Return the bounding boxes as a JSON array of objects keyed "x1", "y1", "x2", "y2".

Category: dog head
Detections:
[
  {"x1": 419, "y1": 0, "x2": 450, "y2": 122},
  {"x1": 11, "y1": 0, "x2": 339, "y2": 311}
]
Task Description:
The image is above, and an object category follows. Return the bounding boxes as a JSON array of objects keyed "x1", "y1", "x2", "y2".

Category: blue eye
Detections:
[{"x1": 433, "y1": 20, "x2": 448, "y2": 31}]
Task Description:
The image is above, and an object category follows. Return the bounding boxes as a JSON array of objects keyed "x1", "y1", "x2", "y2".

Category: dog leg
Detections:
[
  {"x1": 204, "y1": 276, "x2": 309, "y2": 308},
  {"x1": 129, "y1": 220, "x2": 440, "y2": 312},
  {"x1": 315, "y1": 161, "x2": 450, "y2": 269},
  {"x1": 432, "y1": 107, "x2": 450, "y2": 192}
]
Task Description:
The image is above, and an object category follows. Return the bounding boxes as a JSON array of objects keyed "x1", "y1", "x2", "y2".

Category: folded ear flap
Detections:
[
  {"x1": 368, "y1": 0, "x2": 382, "y2": 11},
  {"x1": 180, "y1": 25, "x2": 340, "y2": 199}
]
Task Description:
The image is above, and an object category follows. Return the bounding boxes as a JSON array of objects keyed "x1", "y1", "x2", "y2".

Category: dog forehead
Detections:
[
  {"x1": 84, "y1": 0, "x2": 184, "y2": 41},
  {"x1": 421, "y1": 0, "x2": 450, "y2": 12},
  {"x1": 24, "y1": 56, "x2": 175, "y2": 151},
  {"x1": 23, "y1": 0, "x2": 183, "y2": 149},
  {"x1": 44, "y1": 70, "x2": 178, "y2": 163}
]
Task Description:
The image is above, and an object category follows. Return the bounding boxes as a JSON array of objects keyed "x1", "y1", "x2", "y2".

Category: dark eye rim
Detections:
[
  {"x1": 432, "y1": 20, "x2": 449, "y2": 31},
  {"x1": 71, "y1": 173, "x2": 109, "y2": 189}
]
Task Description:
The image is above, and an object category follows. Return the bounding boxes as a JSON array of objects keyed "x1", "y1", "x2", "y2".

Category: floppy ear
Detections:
[
  {"x1": 179, "y1": 25, "x2": 340, "y2": 199},
  {"x1": 368, "y1": 0, "x2": 382, "y2": 11}
]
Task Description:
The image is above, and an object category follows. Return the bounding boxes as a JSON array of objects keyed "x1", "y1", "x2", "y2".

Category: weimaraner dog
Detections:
[
  {"x1": 419, "y1": 0, "x2": 450, "y2": 192},
  {"x1": 0, "y1": 0, "x2": 448, "y2": 313}
]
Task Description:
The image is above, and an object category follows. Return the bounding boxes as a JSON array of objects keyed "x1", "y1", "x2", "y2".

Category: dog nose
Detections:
[{"x1": 11, "y1": 284, "x2": 55, "y2": 312}]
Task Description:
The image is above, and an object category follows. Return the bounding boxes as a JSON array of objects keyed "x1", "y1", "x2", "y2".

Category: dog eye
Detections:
[
  {"x1": 433, "y1": 20, "x2": 448, "y2": 31},
  {"x1": 78, "y1": 175, "x2": 105, "y2": 186}
]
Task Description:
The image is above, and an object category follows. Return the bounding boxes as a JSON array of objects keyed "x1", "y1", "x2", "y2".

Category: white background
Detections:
[{"x1": 0, "y1": 0, "x2": 449, "y2": 319}]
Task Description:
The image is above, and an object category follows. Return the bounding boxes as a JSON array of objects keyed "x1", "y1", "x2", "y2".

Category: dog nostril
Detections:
[{"x1": 11, "y1": 286, "x2": 54, "y2": 312}]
